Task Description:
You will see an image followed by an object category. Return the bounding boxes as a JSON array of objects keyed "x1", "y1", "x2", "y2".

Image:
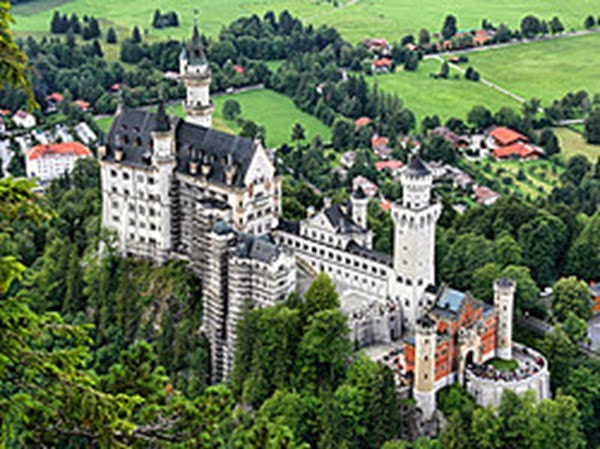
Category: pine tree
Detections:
[
  {"x1": 132, "y1": 26, "x2": 142, "y2": 43},
  {"x1": 106, "y1": 27, "x2": 117, "y2": 44},
  {"x1": 152, "y1": 9, "x2": 162, "y2": 29}
]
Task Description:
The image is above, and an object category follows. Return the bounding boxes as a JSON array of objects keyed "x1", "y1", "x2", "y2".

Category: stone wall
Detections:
[{"x1": 465, "y1": 343, "x2": 550, "y2": 409}]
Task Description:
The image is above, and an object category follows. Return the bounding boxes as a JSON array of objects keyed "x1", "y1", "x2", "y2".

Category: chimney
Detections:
[
  {"x1": 114, "y1": 147, "x2": 123, "y2": 162},
  {"x1": 98, "y1": 145, "x2": 106, "y2": 159},
  {"x1": 323, "y1": 197, "x2": 332, "y2": 209},
  {"x1": 307, "y1": 205, "x2": 316, "y2": 218},
  {"x1": 189, "y1": 161, "x2": 198, "y2": 175}
]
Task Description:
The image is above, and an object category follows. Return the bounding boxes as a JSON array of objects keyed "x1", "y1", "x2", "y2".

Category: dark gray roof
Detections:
[
  {"x1": 496, "y1": 276, "x2": 515, "y2": 288},
  {"x1": 155, "y1": 101, "x2": 170, "y2": 132},
  {"x1": 278, "y1": 219, "x2": 300, "y2": 235},
  {"x1": 404, "y1": 157, "x2": 431, "y2": 177},
  {"x1": 235, "y1": 234, "x2": 281, "y2": 262},
  {"x1": 324, "y1": 204, "x2": 363, "y2": 234},
  {"x1": 188, "y1": 20, "x2": 207, "y2": 66},
  {"x1": 346, "y1": 241, "x2": 392, "y2": 267},
  {"x1": 103, "y1": 108, "x2": 255, "y2": 187},
  {"x1": 352, "y1": 186, "x2": 367, "y2": 200}
]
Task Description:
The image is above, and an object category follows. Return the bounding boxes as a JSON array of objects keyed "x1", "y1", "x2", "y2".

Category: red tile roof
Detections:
[
  {"x1": 489, "y1": 127, "x2": 528, "y2": 146},
  {"x1": 74, "y1": 100, "x2": 91, "y2": 111},
  {"x1": 355, "y1": 117, "x2": 371, "y2": 128},
  {"x1": 27, "y1": 142, "x2": 92, "y2": 161},
  {"x1": 375, "y1": 160, "x2": 404, "y2": 172},
  {"x1": 493, "y1": 142, "x2": 543, "y2": 159},
  {"x1": 371, "y1": 136, "x2": 389, "y2": 148},
  {"x1": 380, "y1": 199, "x2": 393, "y2": 211},
  {"x1": 474, "y1": 186, "x2": 500, "y2": 203},
  {"x1": 47, "y1": 92, "x2": 64, "y2": 103},
  {"x1": 373, "y1": 58, "x2": 392, "y2": 68}
]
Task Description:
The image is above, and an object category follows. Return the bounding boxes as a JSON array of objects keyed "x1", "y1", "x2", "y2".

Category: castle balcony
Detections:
[{"x1": 465, "y1": 342, "x2": 550, "y2": 408}]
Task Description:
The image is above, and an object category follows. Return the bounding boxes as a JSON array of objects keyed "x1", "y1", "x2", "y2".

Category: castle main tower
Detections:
[
  {"x1": 180, "y1": 19, "x2": 213, "y2": 128},
  {"x1": 494, "y1": 277, "x2": 516, "y2": 360},
  {"x1": 391, "y1": 158, "x2": 442, "y2": 330}
]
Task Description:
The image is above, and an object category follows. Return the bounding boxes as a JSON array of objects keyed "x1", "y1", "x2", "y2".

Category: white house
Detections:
[
  {"x1": 12, "y1": 110, "x2": 36, "y2": 129},
  {"x1": 26, "y1": 142, "x2": 92, "y2": 182}
]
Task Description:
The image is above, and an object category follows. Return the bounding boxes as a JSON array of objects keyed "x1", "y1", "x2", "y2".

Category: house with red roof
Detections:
[
  {"x1": 363, "y1": 38, "x2": 391, "y2": 55},
  {"x1": 375, "y1": 160, "x2": 404, "y2": 176},
  {"x1": 74, "y1": 100, "x2": 91, "y2": 112},
  {"x1": 488, "y1": 127, "x2": 528, "y2": 147},
  {"x1": 371, "y1": 135, "x2": 392, "y2": 159},
  {"x1": 47, "y1": 92, "x2": 64, "y2": 104},
  {"x1": 380, "y1": 199, "x2": 393, "y2": 212},
  {"x1": 26, "y1": 142, "x2": 92, "y2": 182},
  {"x1": 232, "y1": 64, "x2": 246, "y2": 75},
  {"x1": 353, "y1": 175, "x2": 379, "y2": 198},
  {"x1": 487, "y1": 127, "x2": 543, "y2": 160},
  {"x1": 372, "y1": 58, "x2": 393, "y2": 74},
  {"x1": 473, "y1": 185, "x2": 501, "y2": 206},
  {"x1": 355, "y1": 117, "x2": 371, "y2": 129}
]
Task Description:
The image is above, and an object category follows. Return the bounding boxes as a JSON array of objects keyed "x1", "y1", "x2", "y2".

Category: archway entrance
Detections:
[
  {"x1": 463, "y1": 350, "x2": 475, "y2": 386},
  {"x1": 465, "y1": 350, "x2": 475, "y2": 367}
]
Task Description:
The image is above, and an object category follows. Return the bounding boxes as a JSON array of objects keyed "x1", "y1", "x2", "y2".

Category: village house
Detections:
[
  {"x1": 12, "y1": 110, "x2": 36, "y2": 129},
  {"x1": 341, "y1": 150, "x2": 356, "y2": 169},
  {"x1": 473, "y1": 185, "x2": 501, "y2": 206},
  {"x1": 372, "y1": 58, "x2": 393, "y2": 74},
  {"x1": 363, "y1": 38, "x2": 391, "y2": 55},
  {"x1": 353, "y1": 175, "x2": 379, "y2": 198},
  {"x1": 74, "y1": 100, "x2": 91, "y2": 112},
  {"x1": 487, "y1": 127, "x2": 544, "y2": 160},
  {"x1": 372, "y1": 135, "x2": 392, "y2": 159},
  {"x1": 433, "y1": 126, "x2": 470, "y2": 149},
  {"x1": 375, "y1": 160, "x2": 404, "y2": 176},
  {"x1": 355, "y1": 116, "x2": 371, "y2": 130},
  {"x1": 26, "y1": 142, "x2": 92, "y2": 183}
]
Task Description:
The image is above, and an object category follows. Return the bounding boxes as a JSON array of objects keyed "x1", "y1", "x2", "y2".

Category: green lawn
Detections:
[
  {"x1": 12, "y1": 0, "x2": 599, "y2": 45},
  {"x1": 461, "y1": 33, "x2": 600, "y2": 106},
  {"x1": 486, "y1": 358, "x2": 519, "y2": 372},
  {"x1": 367, "y1": 59, "x2": 520, "y2": 125},
  {"x1": 554, "y1": 127, "x2": 600, "y2": 162},
  {"x1": 96, "y1": 89, "x2": 331, "y2": 148}
]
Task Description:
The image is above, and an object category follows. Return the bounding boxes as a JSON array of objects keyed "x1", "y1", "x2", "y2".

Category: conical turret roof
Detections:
[
  {"x1": 404, "y1": 157, "x2": 431, "y2": 177},
  {"x1": 189, "y1": 18, "x2": 207, "y2": 66}
]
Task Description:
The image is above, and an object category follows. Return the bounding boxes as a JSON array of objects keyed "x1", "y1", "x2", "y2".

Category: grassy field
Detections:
[
  {"x1": 554, "y1": 127, "x2": 600, "y2": 162},
  {"x1": 12, "y1": 0, "x2": 600, "y2": 45},
  {"x1": 96, "y1": 89, "x2": 331, "y2": 148},
  {"x1": 461, "y1": 33, "x2": 600, "y2": 105},
  {"x1": 367, "y1": 59, "x2": 520, "y2": 125}
]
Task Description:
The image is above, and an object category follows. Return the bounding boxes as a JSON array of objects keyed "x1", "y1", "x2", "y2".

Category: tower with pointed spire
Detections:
[{"x1": 180, "y1": 18, "x2": 213, "y2": 128}]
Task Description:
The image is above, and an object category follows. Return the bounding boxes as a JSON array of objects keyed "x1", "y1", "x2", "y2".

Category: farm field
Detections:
[
  {"x1": 460, "y1": 33, "x2": 600, "y2": 106},
  {"x1": 367, "y1": 59, "x2": 519, "y2": 125},
  {"x1": 96, "y1": 89, "x2": 331, "y2": 148},
  {"x1": 12, "y1": 0, "x2": 600, "y2": 45},
  {"x1": 554, "y1": 127, "x2": 600, "y2": 162}
]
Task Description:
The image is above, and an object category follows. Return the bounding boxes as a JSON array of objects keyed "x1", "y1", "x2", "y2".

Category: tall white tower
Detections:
[
  {"x1": 494, "y1": 277, "x2": 516, "y2": 360},
  {"x1": 391, "y1": 158, "x2": 442, "y2": 330},
  {"x1": 180, "y1": 19, "x2": 213, "y2": 128}
]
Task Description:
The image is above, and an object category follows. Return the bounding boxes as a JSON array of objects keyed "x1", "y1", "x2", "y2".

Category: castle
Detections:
[{"x1": 99, "y1": 23, "x2": 549, "y2": 417}]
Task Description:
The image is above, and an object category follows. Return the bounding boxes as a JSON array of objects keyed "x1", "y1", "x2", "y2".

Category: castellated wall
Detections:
[{"x1": 466, "y1": 343, "x2": 551, "y2": 409}]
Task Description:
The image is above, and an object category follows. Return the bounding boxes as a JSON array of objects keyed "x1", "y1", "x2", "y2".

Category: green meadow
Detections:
[
  {"x1": 96, "y1": 89, "x2": 331, "y2": 148},
  {"x1": 12, "y1": 0, "x2": 600, "y2": 44},
  {"x1": 461, "y1": 33, "x2": 600, "y2": 105},
  {"x1": 367, "y1": 59, "x2": 520, "y2": 125},
  {"x1": 554, "y1": 127, "x2": 600, "y2": 163}
]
